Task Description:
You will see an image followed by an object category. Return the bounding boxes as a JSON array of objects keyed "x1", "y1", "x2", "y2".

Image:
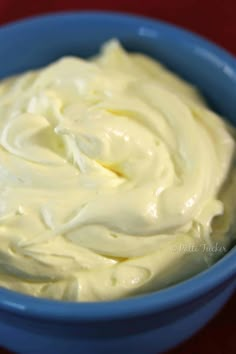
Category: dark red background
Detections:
[{"x1": 0, "y1": 1, "x2": 235, "y2": 353}]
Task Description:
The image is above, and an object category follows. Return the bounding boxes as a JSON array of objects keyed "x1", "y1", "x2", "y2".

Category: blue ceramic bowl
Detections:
[{"x1": 0, "y1": 12, "x2": 235, "y2": 354}]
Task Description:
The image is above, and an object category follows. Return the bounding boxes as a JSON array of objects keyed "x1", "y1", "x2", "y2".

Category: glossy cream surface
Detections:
[{"x1": 0, "y1": 41, "x2": 235, "y2": 301}]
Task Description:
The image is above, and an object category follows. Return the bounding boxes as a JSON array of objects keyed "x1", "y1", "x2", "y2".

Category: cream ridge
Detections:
[{"x1": 0, "y1": 40, "x2": 235, "y2": 301}]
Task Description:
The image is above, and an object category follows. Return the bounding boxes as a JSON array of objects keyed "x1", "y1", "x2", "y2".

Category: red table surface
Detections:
[{"x1": 0, "y1": 1, "x2": 235, "y2": 353}]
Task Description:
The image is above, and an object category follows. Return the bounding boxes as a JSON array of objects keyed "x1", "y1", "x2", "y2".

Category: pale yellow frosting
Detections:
[{"x1": 0, "y1": 40, "x2": 235, "y2": 301}]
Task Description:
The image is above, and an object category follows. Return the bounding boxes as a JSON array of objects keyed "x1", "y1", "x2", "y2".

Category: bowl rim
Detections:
[{"x1": 0, "y1": 11, "x2": 235, "y2": 322}]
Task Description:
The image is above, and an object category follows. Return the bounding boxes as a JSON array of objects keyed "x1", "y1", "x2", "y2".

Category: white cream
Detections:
[{"x1": 0, "y1": 40, "x2": 235, "y2": 301}]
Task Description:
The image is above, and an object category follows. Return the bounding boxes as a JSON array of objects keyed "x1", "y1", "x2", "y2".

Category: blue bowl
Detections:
[{"x1": 0, "y1": 12, "x2": 235, "y2": 354}]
